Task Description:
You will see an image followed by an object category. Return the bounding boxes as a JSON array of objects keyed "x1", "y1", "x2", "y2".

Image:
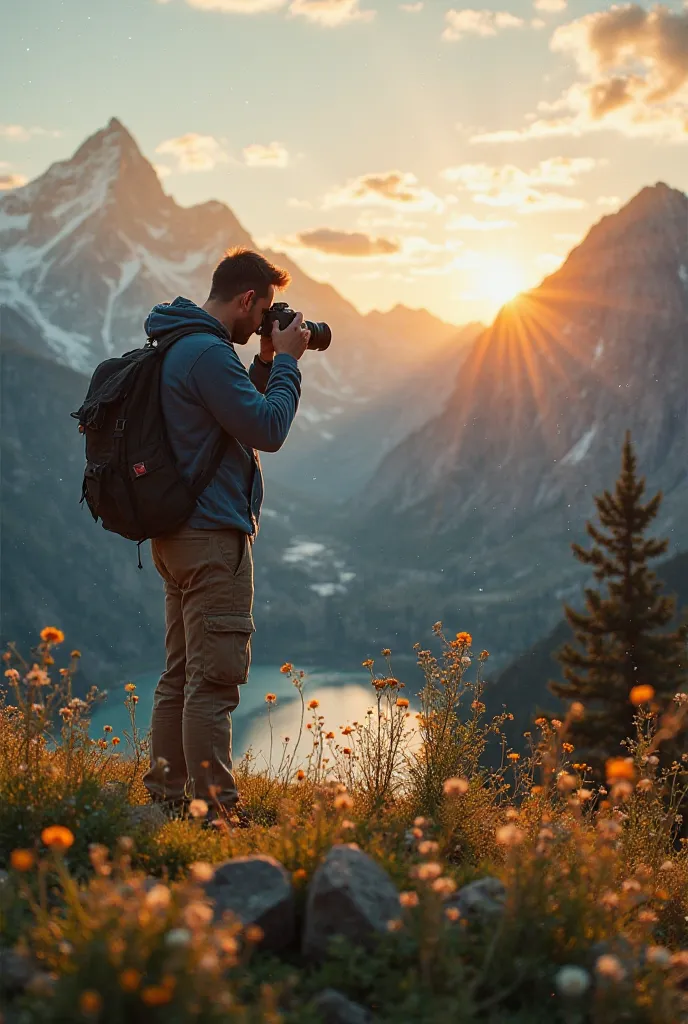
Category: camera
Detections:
[{"x1": 257, "y1": 302, "x2": 332, "y2": 352}]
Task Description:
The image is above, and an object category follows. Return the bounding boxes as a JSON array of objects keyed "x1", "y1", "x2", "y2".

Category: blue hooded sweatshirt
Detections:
[{"x1": 144, "y1": 296, "x2": 301, "y2": 535}]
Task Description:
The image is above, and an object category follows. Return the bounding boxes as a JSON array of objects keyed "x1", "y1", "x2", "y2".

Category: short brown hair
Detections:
[{"x1": 208, "y1": 247, "x2": 290, "y2": 303}]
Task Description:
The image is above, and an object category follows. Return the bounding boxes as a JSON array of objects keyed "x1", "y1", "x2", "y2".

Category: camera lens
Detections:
[{"x1": 305, "y1": 321, "x2": 332, "y2": 351}]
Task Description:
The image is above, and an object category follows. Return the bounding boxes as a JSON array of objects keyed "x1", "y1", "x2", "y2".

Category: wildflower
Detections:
[
  {"x1": 292, "y1": 868, "x2": 307, "y2": 883},
  {"x1": 495, "y1": 824, "x2": 525, "y2": 847},
  {"x1": 555, "y1": 965, "x2": 591, "y2": 998},
  {"x1": 342, "y1": 726, "x2": 353, "y2": 736},
  {"x1": 636, "y1": 778, "x2": 653, "y2": 792},
  {"x1": 396, "y1": 697, "x2": 409, "y2": 709},
  {"x1": 445, "y1": 907, "x2": 461, "y2": 922},
  {"x1": 399, "y1": 891, "x2": 419, "y2": 908},
  {"x1": 183, "y1": 902, "x2": 213, "y2": 930},
  {"x1": 325, "y1": 731, "x2": 335, "y2": 740},
  {"x1": 119, "y1": 969, "x2": 141, "y2": 992},
  {"x1": 296, "y1": 770, "x2": 306, "y2": 781},
  {"x1": 414, "y1": 816, "x2": 428, "y2": 827},
  {"x1": 570, "y1": 701, "x2": 585, "y2": 720},
  {"x1": 141, "y1": 986, "x2": 173, "y2": 1006},
  {"x1": 479, "y1": 650, "x2": 490, "y2": 660},
  {"x1": 595, "y1": 954, "x2": 626, "y2": 983},
  {"x1": 190, "y1": 861, "x2": 215, "y2": 883},
  {"x1": 132, "y1": 695, "x2": 139, "y2": 704},
  {"x1": 40, "y1": 627, "x2": 65, "y2": 645},
  {"x1": 557, "y1": 773, "x2": 577, "y2": 793},
  {"x1": 79, "y1": 991, "x2": 102, "y2": 1015},
  {"x1": 443, "y1": 777, "x2": 469, "y2": 797},
  {"x1": 597, "y1": 818, "x2": 622, "y2": 838},
  {"x1": 334, "y1": 792, "x2": 353, "y2": 811},
  {"x1": 280, "y1": 663, "x2": 293, "y2": 674},
  {"x1": 605, "y1": 758, "x2": 635, "y2": 783},
  {"x1": 611, "y1": 780, "x2": 634, "y2": 802},
  {"x1": 265, "y1": 693, "x2": 277, "y2": 704},
  {"x1": 362, "y1": 659, "x2": 374, "y2": 669},
  {"x1": 341, "y1": 820, "x2": 355, "y2": 830},
  {"x1": 245, "y1": 924, "x2": 264, "y2": 944},
  {"x1": 646, "y1": 946, "x2": 671, "y2": 966},
  {"x1": 535, "y1": 717, "x2": 547, "y2": 727},
  {"x1": 146, "y1": 884, "x2": 172, "y2": 911},
  {"x1": 381, "y1": 648, "x2": 391, "y2": 657},
  {"x1": 124, "y1": 683, "x2": 136, "y2": 692},
  {"x1": 10, "y1": 849, "x2": 34, "y2": 871},
  {"x1": 507, "y1": 752, "x2": 519, "y2": 762},
  {"x1": 26, "y1": 665, "x2": 50, "y2": 686},
  {"x1": 416, "y1": 862, "x2": 442, "y2": 881},
  {"x1": 342, "y1": 747, "x2": 352, "y2": 756},
  {"x1": 551, "y1": 719, "x2": 562, "y2": 729},
  {"x1": 70, "y1": 649, "x2": 81, "y2": 658},
  {"x1": 387, "y1": 918, "x2": 403, "y2": 932},
  {"x1": 432, "y1": 877, "x2": 457, "y2": 896},
  {"x1": 373, "y1": 678, "x2": 386, "y2": 690},
  {"x1": 659, "y1": 860, "x2": 674, "y2": 872},
  {"x1": 4, "y1": 668, "x2": 19, "y2": 681},
  {"x1": 189, "y1": 799, "x2": 208, "y2": 818},
  {"x1": 455, "y1": 631, "x2": 472, "y2": 646},
  {"x1": 308, "y1": 699, "x2": 320, "y2": 709},
  {"x1": 112, "y1": 737, "x2": 120, "y2": 746},
  {"x1": 562, "y1": 742, "x2": 574, "y2": 753},
  {"x1": 577, "y1": 788, "x2": 593, "y2": 801},
  {"x1": 461, "y1": 656, "x2": 471, "y2": 667},
  {"x1": 630, "y1": 684, "x2": 655, "y2": 706},
  {"x1": 646, "y1": 754, "x2": 659, "y2": 765},
  {"x1": 471, "y1": 700, "x2": 485, "y2": 712},
  {"x1": 165, "y1": 928, "x2": 191, "y2": 947},
  {"x1": 198, "y1": 952, "x2": 220, "y2": 972},
  {"x1": 432, "y1": 621, "x2": 443, "y2": 633},
  {"x1": 42, "y1": 825, "x2": 74, "y2": 851}
]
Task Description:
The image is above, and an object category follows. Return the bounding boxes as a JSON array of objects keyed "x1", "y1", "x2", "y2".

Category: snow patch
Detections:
[
  {"x1": 679, "y1": 265, "x2": 688, "y2": 288},
  {"x1": 101, "y1": 256, "x2": 141, "y2": 354},
  {"x1": 593, "y1": 338, "x2": 604, "y2": 364},
  {"x1": 0, "y1": 210, "x2": 30, "y2": 233},
  {"x1": 561, "y1": 426, "x2": 597, "y2": 466}
]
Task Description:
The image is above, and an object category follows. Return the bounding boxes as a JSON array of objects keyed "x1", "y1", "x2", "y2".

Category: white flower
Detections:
[
  {"x1": 165, "y1": 928, "x2": 192, "y2": 947},
  {"x1": 555, "y1": 965, "x2": 591, "y2": 998}
]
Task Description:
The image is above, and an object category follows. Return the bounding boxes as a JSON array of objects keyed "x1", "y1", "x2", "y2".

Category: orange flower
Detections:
[
  {"x1": 265, "y1": 693, "x2": 277, "y2": 704},
  {"x1": 606, "y1": 757, "x2": 635, "y2": 783},
  {"x1": 296, "y1": 770, "x2": 306, "y2": 781},
  {"x1": 70, "y1": 649, "x2": 82, "y2": 659},
  {"x1": 112, "y1": 737, "x2": 121, "y2": 746},
  {"x1": 396, "y1": 697, "x2": 410, "y2": 709},
  {"x1": 40, "y1": 627, "x2": 64, "y2": 645},
  {"x1": 325, "y1": 731, "x2": 335, "y2": 740},
  {"x1": 79, "y1": 991, "x2": 102, "y2": 1014},
  {"x1": 292, "y1": 868, "x2": 307, "y2": 883},
  {"x1": 507, "y1": 752, "x2": 519, "y2": 761},
  {"x1": 280, "y1": 663, "x2": 293, "y2": 674},
  {"x1": 381, "y1": 648, "x2": 391, "y2": 657},
  {"x1": 308, "y1": 699, "x2": 320, "y2": 710},
  {"x1": 10, "y1": 849, "x2": 35, "y2": 871},
  {"x1": 630, "y1": 685, "x2": 655, "y2": 706},
  {"x1": 141, "y1": 986, "x2": 173, "y2": 1007},
  {"x1": 41, "y1": 825, "x2": 75, "y2": 851},
  {"x1": 119, "y1": 969, "x2": 141, "y2": 992},
  {"x1": 124, "y1": 683, "x2": 136, "y2": 692},
  {"x1": 455, "y1": 631, "x2": 472, "y2": 647},
  {"x1": 362, "y1": 658, "x2": 374, "y2": 669},
  {"x1": 479, "y1": 650, "x2": 490, "y2": 660},
  {"x1": 342, "y1": 747, "x2": 352, "y2": 756}
]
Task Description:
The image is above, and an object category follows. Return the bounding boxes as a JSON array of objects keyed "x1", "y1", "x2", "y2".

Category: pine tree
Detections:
[{"x1": 550, "y1": 432, "x2": 687, "y2": 765}]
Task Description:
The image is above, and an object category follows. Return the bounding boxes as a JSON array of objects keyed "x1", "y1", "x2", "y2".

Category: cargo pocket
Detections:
[{"x1": 203, "y1": 612, "x2": 255, "y2": 685}]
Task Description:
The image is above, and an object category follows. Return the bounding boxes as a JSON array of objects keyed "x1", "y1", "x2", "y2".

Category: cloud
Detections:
[
  {"x1": 0, "y1": 170, "x2": 27, "y2": 190},
  {"x1": 0, "y1": 124, "x2": 61, "y2": 141},
  {"x1": 153, "y1": 163, "x2": 173, "y2": 180},
  {"x1": 400, "y1": 1, "x2": 423, "y2": 11},
  {"x1": 293, "y1": 227, "x2": 400, "y2": 256},
  {"x1": 242, "y1": 141, "x2": 290, "y2": 167},
  {"x1": 534, "y1": 0, "x2": 566, "y2": 11},
  {"x1": 155, "y1": 133, "x2": 230, "y2": 171},
  {"x1": 324, "y1": 169, "x2": 444, "y2": 211},
  {"x1": 443, "y1": 9, "x2": 524, "y2": 42},
  {"x1": 474, "y1": 4, "x2": 688, "y2": 142},
  {"x1": 446, "y1": 213, "x2": 516, "y2": 231},
  {"x1": 288, "y1": 0, "x2": 374, "y2": 26},
  {"x1": 597, "y1": 194, "x2": 620, "y2": 207},
  {"x1": 169, "y1": 0, "x2": 286, "y2": 11},
  {"x1": 441, "y1": 157, "x2": 596, "y2": 213},
  {"x1": 287, "y1": 197, "x2": 313, "y2": 208}
]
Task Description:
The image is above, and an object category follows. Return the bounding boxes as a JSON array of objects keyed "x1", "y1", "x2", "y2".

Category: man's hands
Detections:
[{"x1": 267, "y1": 311, "x2": 311, "y2": 361}]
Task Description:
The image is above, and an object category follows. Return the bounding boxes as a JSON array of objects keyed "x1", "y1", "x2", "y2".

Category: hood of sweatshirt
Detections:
[{"x1": 143, "y1": 295, "x2": 230, "y2": 342}]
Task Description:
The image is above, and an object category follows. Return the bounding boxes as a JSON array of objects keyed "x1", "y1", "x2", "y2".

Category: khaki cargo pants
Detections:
[{"x1": 143, "y1": 525, "x2": 254, "y2": 811}]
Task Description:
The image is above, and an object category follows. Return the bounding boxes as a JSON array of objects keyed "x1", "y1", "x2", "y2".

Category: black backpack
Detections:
[{"x1": 72, "y1": 326, "x2": 227, "y2": 565}]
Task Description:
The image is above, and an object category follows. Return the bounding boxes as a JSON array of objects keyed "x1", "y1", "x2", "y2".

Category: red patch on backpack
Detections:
[{"x1": 133, "y1": 462, "x2": 147, "y2": 477}]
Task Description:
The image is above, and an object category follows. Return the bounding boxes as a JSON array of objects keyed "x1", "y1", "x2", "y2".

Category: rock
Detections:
[
  {"x1": 311, "y1": 988, "x2": 373, "y2": 1024},
  {"x1": 0, "y1": 948, "x2": 34, "y2": 996},
  {"x1": 126, "y1": 803, "x2": 168, "y2": 834},
  {"x1": 204, "y1": 855, "x2": 295, "y2": 952},
  {"x1": 447, "y1": 876, "x2": 506, "y2": 922},
  {"x1": 303, "y1": 844, "x2": 400, "y2": 960}
]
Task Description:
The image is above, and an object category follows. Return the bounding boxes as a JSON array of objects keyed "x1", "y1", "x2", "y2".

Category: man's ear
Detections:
[{"x1": 242, "y1": 289, "x2": 256, "y2": 311}]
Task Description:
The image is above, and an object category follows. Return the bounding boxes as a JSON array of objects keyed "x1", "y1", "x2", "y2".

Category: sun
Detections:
[{"x1": 483, "y1": 258, "x2": 529, "y2": 310}]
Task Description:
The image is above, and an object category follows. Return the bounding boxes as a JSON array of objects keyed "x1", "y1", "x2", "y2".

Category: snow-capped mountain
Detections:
[
  {"x1": 349, "y1": 183, "x2": 688, "y2": 662},
  {"x1": 0, "y1": 118, "x2": 467, "y2": 473}
]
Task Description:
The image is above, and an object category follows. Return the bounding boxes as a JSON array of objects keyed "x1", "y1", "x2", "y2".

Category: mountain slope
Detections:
[{"x1": 348, "y1": 183, "x2": 688, "y2": 661}]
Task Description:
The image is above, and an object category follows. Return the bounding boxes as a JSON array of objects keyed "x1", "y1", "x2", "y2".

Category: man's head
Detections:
[{"x1": 203, "y1": 247, "x2": 291, "y2": 345}]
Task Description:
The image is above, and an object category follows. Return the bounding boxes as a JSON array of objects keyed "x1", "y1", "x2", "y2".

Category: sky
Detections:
[{"x1": 2, "y1": 0, "x2": 688, "y2": 325}]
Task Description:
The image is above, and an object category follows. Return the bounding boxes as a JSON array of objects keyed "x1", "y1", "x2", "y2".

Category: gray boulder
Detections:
[
  {"x1": 0, "y1": 948, "x2": 34, "y2": 996},
  {"x1": 303, "y1": 844, "x2": 400, "y2": 960},
  {"x1": 126, "y1": 803, "x2": 168, "y2": 834},
  {"x1": 447, "y1": 876, "x2": 506, "y2": 922},
  {"x1": 312, "y1": 988, "x2": 373, "y2": 1024},
  {"x1": 204, "y1": 855, "x2": 295, "y2": 952}
]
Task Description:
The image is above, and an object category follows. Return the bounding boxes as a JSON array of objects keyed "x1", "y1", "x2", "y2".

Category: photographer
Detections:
[{"x1": 141, "y1": 247, "x2": 309, "y2": 821}]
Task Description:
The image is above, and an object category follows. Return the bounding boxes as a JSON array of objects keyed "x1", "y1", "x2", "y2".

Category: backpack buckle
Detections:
[{"x1": 114, "y1": 418, "x2": 126, "y2": 436}]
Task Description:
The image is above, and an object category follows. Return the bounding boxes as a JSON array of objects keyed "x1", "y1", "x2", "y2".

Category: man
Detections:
[{"x1": 141, "y1": 247, "x2": 309, "y2": 818}]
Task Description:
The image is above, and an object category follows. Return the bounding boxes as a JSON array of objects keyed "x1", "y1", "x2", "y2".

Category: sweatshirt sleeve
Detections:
[
  {"x1": 187, "y1": 344, "x2": 301, "y2": 453},
  {"x1": 248, "y1": 355, "x2": 272, "y2": 395}
]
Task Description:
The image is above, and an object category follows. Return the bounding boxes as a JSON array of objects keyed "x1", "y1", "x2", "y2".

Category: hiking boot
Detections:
[{"x1": 202, "y1": 803, "x2": 252, "y2": 830}]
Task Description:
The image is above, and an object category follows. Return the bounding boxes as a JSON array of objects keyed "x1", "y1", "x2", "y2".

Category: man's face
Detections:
[{"x1": 232, "y1": 285, "x2": 275, "y2": 346}]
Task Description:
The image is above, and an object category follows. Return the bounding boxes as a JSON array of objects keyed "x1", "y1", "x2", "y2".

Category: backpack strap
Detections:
[{"x1": 191, "y1": 434, "x2": 229, "y2": 499}]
